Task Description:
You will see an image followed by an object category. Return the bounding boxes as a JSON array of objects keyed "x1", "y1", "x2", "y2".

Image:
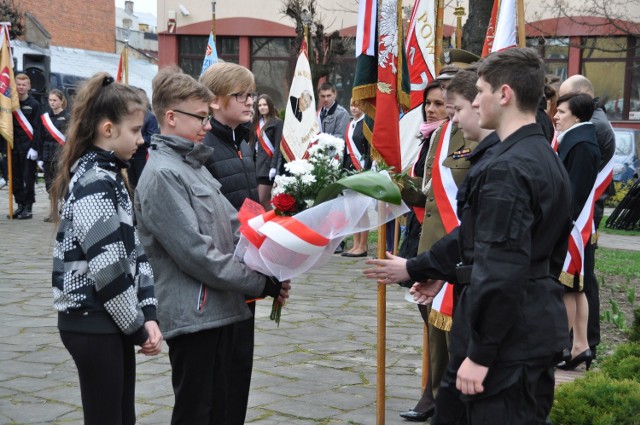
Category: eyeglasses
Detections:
[
  {"x1": 173, "y1": 109, "x2": 212, "y2": 126},
  {"x1": 228, "y1": 92, "x2": 258, "y2": 103}
]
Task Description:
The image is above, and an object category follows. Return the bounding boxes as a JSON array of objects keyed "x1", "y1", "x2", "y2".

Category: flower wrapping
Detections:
[{"x1": 235, "y1": 188, "x2": 408, "y2": 281}]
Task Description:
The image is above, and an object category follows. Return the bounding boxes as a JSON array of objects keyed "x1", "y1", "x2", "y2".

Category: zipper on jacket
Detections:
[{"x1": 197, "y1": 283, "x2": 207, "y2": 311}]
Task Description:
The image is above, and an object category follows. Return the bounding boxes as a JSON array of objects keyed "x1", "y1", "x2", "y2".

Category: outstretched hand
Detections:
[{"x1": 363, "y1": 252, "x2": 410, "y2": 284}]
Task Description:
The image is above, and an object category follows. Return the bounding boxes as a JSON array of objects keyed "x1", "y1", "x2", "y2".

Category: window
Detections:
[
  {"x1": 250, "y1": 38, "x2": 296, "y2": 112},
  {"x1": 179, "y1": 36, "x2": 239, "y2": 78},
  {"x1": 528, "y1": 37, "x2": 569, "y2": 81},
  {"x1": 581, "y1": 37, "x2": 631, "y2": 121}
]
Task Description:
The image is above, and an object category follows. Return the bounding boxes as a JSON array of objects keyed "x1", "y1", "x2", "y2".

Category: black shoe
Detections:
[
  {"x1": 399, "y1": 408, "x2": 434, "y2": 422},
  {"x1": 334, "y1": 241, "x2": 345, "y2": 254},
  {"x1": 17, "y1": 204, "x2": 33, "y2": 220},
  {"x1": 342, "y1": 251, "x2": 368, "y2": 257},
  {"x1": 8, "y1": 204, "x2": 24, "y2": 219},
  {"x1": 556, "y1": 349, "x2": 593, "y2": 371}
]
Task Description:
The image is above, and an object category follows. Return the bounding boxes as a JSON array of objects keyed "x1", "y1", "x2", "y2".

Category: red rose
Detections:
[{"x1": 272, "y1": 193, "x2": 297, "y2": 214}]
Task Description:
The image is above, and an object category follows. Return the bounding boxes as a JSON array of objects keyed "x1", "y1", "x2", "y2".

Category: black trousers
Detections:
[
  {"x1": 167, "y1": 325, "x2": 234, "y2": 425},
  {"x1": 583, "y1": 241, "x2": 600, "y2": 350},
  {"x1": 432, "y1": 356, "x2": 556, "y2": 425},
  {"x1": 11, "y1": 149, "x2": 36, "y2": 205},
  {"x1": 128, "y1": 156, "x2": 147, "y2": 188},
  {"x1": 227, "y1": 301, "x2": 256, "y2": 425},
  {"x1": 60, "y1": 331, "x2": 136, "y2": 425}
]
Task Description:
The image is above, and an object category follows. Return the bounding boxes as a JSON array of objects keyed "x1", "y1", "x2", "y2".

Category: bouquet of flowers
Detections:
[
  {"x1": 235, "y1": 133, "x2": 409, "y2": 324},
  {"x1": 271, "y1": 133, "x2": 345, "y2": 216}
]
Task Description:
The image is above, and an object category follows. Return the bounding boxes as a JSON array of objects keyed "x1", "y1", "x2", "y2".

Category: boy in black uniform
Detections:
[
  {"x1": 365, "y1": 48, "x2": 572, "y2": 424},
  {"x1": 10, "y1": 73, "x2": 42, "y2": 219}
]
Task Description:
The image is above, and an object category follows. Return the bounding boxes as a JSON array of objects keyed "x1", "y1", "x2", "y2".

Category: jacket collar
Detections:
[
  {"x1": 152, "y1": 134, "x2": 214, "y2": 168},
  {"x1": 468, "y1": 131, "x2": 500, "y2": 163},
  {"x1": 210, "y1": 117, "x2": 250, "y2": 145},
  {"x1": 492, "y1": 123, "x2": 545, "y2": 158}
]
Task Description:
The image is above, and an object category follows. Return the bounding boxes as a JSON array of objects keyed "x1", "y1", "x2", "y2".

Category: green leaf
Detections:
[{"x1": 314, "y1": 171, "x2": 403, "y2": 205}]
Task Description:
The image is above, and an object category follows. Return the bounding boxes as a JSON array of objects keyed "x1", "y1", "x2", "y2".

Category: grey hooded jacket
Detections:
[{"x1": 134, "y1": 134, "x2": 268, "y2": 340}]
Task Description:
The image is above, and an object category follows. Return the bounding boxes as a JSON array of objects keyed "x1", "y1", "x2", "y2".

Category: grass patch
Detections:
[{"x1": 596, "y1": 248, "x2": 640, "y2": 280}]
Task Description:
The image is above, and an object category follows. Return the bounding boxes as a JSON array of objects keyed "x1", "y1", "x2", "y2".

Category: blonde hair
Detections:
[
  {"x1": 199, "y1": 62, "x2": 255, "y2": 108},
  {"x1": 49, "y1": 89, "x2": 68, "y2": 110},
  {"x1": 15, "y1": 73, "x2": 30, "y2": 83},
  {"x1": 152, "y1": 66, "x2": 213, "y2": 126}
]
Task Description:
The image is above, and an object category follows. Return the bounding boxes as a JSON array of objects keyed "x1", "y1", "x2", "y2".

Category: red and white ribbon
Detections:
[
  {"x1": 14, "y1": 109, "x2": 33, "y2": 140},
  {"x1": 41, "y1": 113, "x2": 65, "y2": 146},
  {"x1": 345, "y1": 117, "x2": 364, "y2": 171},
  {"x1": 428, "y1": 121, "x2": 459, "y2": 329},
  {"x1": 256, "y1": 119, "x2": 275, "y2": 158}
]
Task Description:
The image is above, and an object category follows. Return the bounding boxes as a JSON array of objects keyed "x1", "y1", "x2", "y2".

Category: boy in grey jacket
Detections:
[{"x1": 134, "y1": 66, "x2": 289, "y2": 425}]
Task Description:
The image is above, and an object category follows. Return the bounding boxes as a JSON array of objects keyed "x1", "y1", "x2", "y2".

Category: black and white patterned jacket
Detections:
[{"x1": 52, "y1": 148, "x2": 157, "y2": 345}]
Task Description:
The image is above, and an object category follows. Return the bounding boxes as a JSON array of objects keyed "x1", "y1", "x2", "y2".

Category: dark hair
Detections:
[
  {"x1": 478, "y1": 48, "x2": 545, "y2": 114},
  {"x1": 319, "y1": 82, "x2": 336, "y2": 93},
  {"x1": 253, "y1": 94, "x2": 278, "y2": 125},
  {"x1": 421, "y1": 80, "x2": 443, "y2": 122},
  {"x1": 446, "y1": 70, "x2": 479, "y2": 103},
  {"x1": 50, "y1": 73, "x2": 145, "y2": 221},
  {"x1": 557, "y1": 92, "x2": 595, "y2": 123}
]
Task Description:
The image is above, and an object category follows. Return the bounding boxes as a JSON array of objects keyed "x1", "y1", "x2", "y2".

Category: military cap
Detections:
[{"x1": 437, "y1": 48, "x2": 480, "y2": 80}]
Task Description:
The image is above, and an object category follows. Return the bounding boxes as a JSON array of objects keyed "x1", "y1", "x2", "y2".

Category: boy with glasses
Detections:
[
  {"x1": 199, "y1": 62, "x2": 271, "y2": 425},
  {"x1": 135, "y1": 66, "x2": 288, "y2": 424}
]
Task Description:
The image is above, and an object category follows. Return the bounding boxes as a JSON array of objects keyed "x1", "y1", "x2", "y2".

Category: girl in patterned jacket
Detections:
[{"x1": 50, "y1": 73, "x2": 162, "y2": 425}]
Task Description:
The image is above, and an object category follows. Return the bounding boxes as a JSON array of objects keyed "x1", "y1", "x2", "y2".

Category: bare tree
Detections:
[
  {"x1": 461, "y1": 0, "x2": 494, "y2": 55},
  {"x1": 281, "y1": 0, "x2": 351, "y2": 97},
  {"x1": 0, "y1": 0, "x2": 25, "y2": 39}
]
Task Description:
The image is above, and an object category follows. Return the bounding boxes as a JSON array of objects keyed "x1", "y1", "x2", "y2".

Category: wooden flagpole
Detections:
[
  {"x1": 517, "y1": 0, "x2": 526, "y2": 47},
  {"x1": 434, "y1": 0, "x2": 445, "y2": 75}
]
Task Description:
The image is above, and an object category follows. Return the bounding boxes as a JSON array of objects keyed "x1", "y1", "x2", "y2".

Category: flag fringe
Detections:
[
  {"x1": 559, "y1": 271, "x2": 583, "y2": 291},
  {"x1": 428, "y1": 309, "x2": 452, "y2": 331},
  {"x1": 353, "y1": 84, "x2": 377, "y2": 101}
]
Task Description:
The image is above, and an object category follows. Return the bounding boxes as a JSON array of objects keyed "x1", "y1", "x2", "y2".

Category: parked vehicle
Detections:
[{"x1": 612, "y1": 128, "x2": 640, "y2": 182}]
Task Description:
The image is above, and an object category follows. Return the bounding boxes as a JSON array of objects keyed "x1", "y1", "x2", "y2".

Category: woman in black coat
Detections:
[
  {"x1": 554, "y1": 92, "x2": 601, "y2": 371},
  {"x1": 251, "y1": 94, "x2": 283, "y2": 210}
]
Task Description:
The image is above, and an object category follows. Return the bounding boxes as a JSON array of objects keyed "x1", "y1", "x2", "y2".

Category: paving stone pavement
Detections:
[{"x1": 0, "y1": 184, "x2": 637, "y2": 424}]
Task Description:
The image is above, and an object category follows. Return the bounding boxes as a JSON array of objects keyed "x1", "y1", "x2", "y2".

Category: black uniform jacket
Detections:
[
  {"x1": 252, "y1": 117, "x2": 283, "y2": 180},
  {"x1": 39, "y1": 109, "x2": 70, "y2": 162},
  {"x1": 406, "y1": 124, "x2": 572, "y2": 368},
  {"x1": 203, "y1": 118, "x2": 259, "y2": 211},
  {"x1": 13, "y1": 95, "x2": 42, "y2": 152}
]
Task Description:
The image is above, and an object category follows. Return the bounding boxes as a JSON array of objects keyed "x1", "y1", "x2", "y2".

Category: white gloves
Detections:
[
  {"x1": 269, "y1": 168, "x2": 277, "y2": 180},
  {"x1": 37, "y1": 161, "x2": 44, "y2": 171},
  {"x1": 27, "y1": 148, "x2": 38, "y2": 161}
]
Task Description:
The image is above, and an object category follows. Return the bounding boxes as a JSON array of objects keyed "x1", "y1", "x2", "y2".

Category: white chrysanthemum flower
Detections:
[
  {"x1": 285, "y1": 159, "x2": 314, "y2": 176},
  {"x1": 300, "y1": 174, "x2": 316, "y2": 184},
  {"x1": 274, "y1": 175, "x2": 296, "y2": 190},
  {"x1": 304, "y1": 199, "x2": 315, "y2": 208}
]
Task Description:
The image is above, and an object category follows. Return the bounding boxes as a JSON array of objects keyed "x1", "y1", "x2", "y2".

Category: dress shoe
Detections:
[
  {"x1": 341, "y1": 251, "x2": 368, "y2": 257},
  {"x1": 557, "y1": 349, "x2": 593, "y2": 371},
  {"x1": 8, "y1": 204, "x2": 24, "y2": 219},
  {"x1": 17, "y1": 205, "x2": 33, "y2": 220},
  {"x1": 333, "y1": 241, "x2": 345, "y2": 254},
  {"x1": 399, "y1": 408, "x2": 434, "y2": 422}
]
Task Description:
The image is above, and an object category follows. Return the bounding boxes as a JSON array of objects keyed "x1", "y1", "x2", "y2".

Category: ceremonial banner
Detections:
[
  {"x1": 400, "y1": 0, "x2": 436, "y2": 172},
  {"x1": 356, "y1": 0, "x2": 377, "y2": 57},
  {"x1": 116, "y1": 46, "x2": 128, "y2": 84},
  {"x1": 491, "y1": 0, "x2": 517, "y2": 52},
  {"x1": 372, "y1": 0, "x2": 411, "y2": 172},
  {"x1": 0, "y1": 25, "x2": 19, "y2": 148},
  {"x1": 281, "y1": 40, "x2": 319, "y2": 162},
  {"x1": 481, "y1": 0, "x2": 500, "y2": 57},
  {"x1": 200, "y1": 32, "x2": 218, "y2": 76}
]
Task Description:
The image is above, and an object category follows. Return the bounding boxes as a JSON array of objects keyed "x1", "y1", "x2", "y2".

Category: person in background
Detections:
[
  {"x1": 128, "y1": 88, "x2": 158, "y2": 187},
  {"x1": 39, "y1": 89, "x2": 70, "y2": 222},
  {"x1": 9, "y1": 73, "x2": 42, "y2": 219},
  {"x1": 251, "y1": 94, "x2": 283, "y2": 210},
  {"x1": 51, "y1": 73, "x2": 162, "y2": 425},
  {"x1": 136, "y1": 66, "x2": 289, "y2": 424},
  {"x1": 553, "y1": 92, "x2": 600, "y2": 371},
  {"x1": 318, "y1": 81, "x2": 351, "y2": 254},
  {"x1": 341, "y1": 98, "x2": 371, "y2": 257},
  {"x1": 558, "y1": 75, "x2": 616, "y2": 360}
]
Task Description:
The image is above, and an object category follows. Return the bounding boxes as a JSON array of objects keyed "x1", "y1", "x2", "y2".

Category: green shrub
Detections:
[
  {"x1": 629, "y1": 308, "x2": 640, "y2": 343},
  {"x1": 599, "y1": 342, "x2": 640, "y2": 382},
  {"x1": 551, "y1": 372, "x2": 640, "y2": 425},
  {"x1": 605, "y1": 182, "x2": 632, "y2": 208}
]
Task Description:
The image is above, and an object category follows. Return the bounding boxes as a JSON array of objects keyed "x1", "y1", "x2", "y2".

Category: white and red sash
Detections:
[
  {"x1": 550, "y1": 129, "x2": 559, "y2": 152},
  {"x1": 41, "y1": 113, "x2": 66, "y2": 146},
  {"x1": 13, "y1": 109, "x2": 33, "y2": 140},
  {"x1": 560, "y1": 155, "x2": 614, "y2": 289},
  {"x1": 345, "y1": 116, "x2": 364, "y2": 171},
  {"x1": 256, "y1": 119, "x2": 275, "y2": 158},
  {"x1": 428, "y1": 121, "x2": 459, "y2": 331}
]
